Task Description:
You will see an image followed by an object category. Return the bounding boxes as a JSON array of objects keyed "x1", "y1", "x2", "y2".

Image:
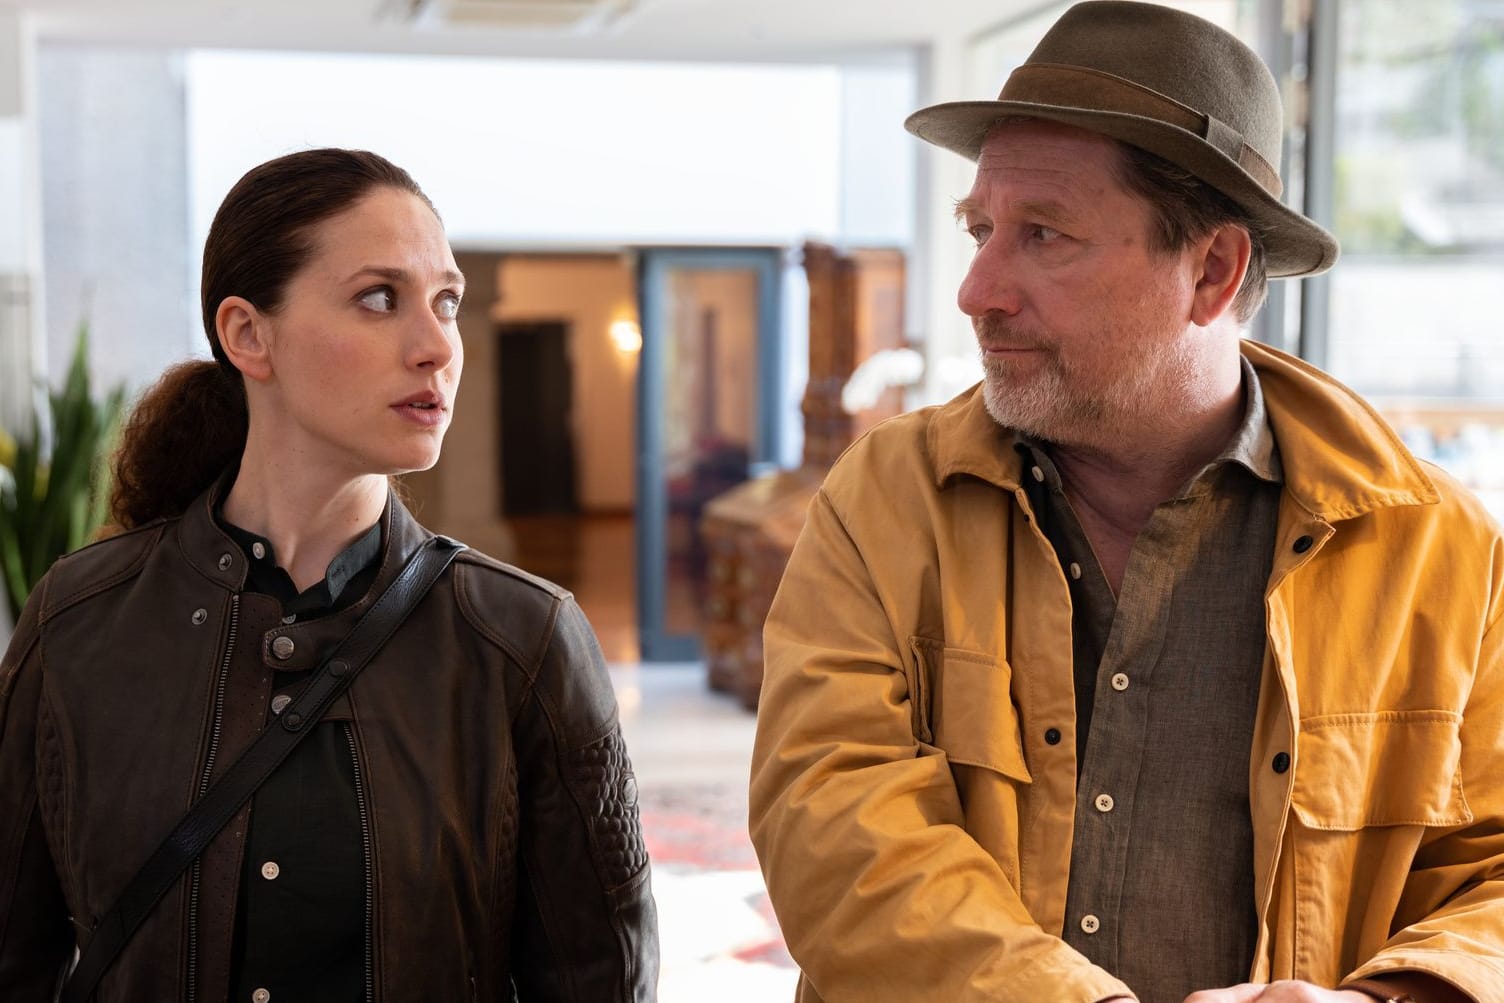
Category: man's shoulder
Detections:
[{"x1": 821, "y1": 383, "x2": 1012, "y2": 511}]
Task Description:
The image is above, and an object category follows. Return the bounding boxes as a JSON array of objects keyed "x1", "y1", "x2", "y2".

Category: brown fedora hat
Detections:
[{"x1": 905, "y1": 0, "x2": 1339, "y2": 277}]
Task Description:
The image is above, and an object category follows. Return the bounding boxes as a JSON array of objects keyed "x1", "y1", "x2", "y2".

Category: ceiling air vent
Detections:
[{"x1": 387, "y1": 0, "x2": 638, "y2": 31}]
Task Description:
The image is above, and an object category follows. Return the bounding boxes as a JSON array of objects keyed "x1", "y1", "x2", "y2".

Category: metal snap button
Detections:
[
  {"x1": 281, "y1": 614, "x2": 296, "y2": 625},
  {"x1": 191, "y1": 608, "x2": 207, "y2": 626},
  {"x1": 271, "y1": 694, "x2": 292, "y2": 715},
  {"x1": 271, "y1": 636, "x2": 295, "y2": 660},
  {"x1": 251, "y1": 541, "x2": 266, "y2": 560},
  {"x1": 329, "y1": 659, "x2": 350, "y2": 678},
  {"x1": 217, "y1": 553, "x2": 234, "y2": 571}
]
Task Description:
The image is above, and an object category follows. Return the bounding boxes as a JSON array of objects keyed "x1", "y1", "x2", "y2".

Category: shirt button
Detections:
[
  {"x1": 1044, "y1": 727, "x2": 1062, "y2": 746},
  {"x1": 261, "y1": 861, "x2": 280, "y2": 880},
  {"x1": 271, "y1": 694, "x2": 292, "y2": 715},
  {"x1": 281, "y1": 614, "x2": 297, "y2": 625},
  {"x1": 1069, "y1": 562, "x2": 1082, "y2": 580},
  {"x1": 251, "y1": 541, "x2": 267, "y2": 560},
  {"x1": 1094, "y1": 793, "x2": 1115, "y2": 813},
  {"x1": 1080, "y1": 914, "x2": 1100, "y2": 934},
  {"x1": 1031, "y1": 465, "x2": 1045, "y2": 483},
  {"x1": 1110, "y1": 672, "x2": 1130, "y2": 692},
  {"x1": 252, "y1": 990, "x2": 271, "y2": 1003},
  {"x1": 271, "y1": 636, "x2": 296, "y2": 660},
  {"x1": 1272, "y1": 752, "x2": 1291, "y2": 774}
]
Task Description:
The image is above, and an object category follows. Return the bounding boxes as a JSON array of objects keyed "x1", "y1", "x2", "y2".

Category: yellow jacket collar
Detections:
[{"x1": 926, "y1": 339, "x2": 1439, "y2": 521}]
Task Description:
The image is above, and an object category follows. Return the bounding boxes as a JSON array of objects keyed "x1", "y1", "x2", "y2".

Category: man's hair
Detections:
[{"x1": 1112, "y1": 142, "x2": 1270, "y2": 323}]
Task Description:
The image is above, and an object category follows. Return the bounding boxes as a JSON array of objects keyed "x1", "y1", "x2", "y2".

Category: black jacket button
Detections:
[
  {"x1": 1044, "y1": 728, "x2": 1062, "y2": 746},
  {"x1": 1293, "y1": 535, "x2": 1314, "y2": 554},
  {"x1": 1272, "y1": 752, "x2": 1291, "y2": 774}
]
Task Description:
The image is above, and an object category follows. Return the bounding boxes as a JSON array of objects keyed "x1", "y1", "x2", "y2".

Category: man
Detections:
[{"x1": 748, "y1": 3, "x2": 1504, "y2": 1003}]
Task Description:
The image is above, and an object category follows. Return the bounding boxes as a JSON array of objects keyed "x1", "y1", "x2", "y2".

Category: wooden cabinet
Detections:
[{"x1": 701, "y1": 243, "x2": 906, "y2": 709}]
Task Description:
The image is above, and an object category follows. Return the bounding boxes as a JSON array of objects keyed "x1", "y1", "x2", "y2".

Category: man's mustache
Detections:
[{"x1": 973, "y1": 314, "x2": 1051, "y2": 354}]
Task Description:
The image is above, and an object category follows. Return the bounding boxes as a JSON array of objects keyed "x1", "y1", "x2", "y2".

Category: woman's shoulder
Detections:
[
  {"x1": 447, "y1": 546, "x2": 584, "y2": 651},
  {"x1": 35, "y1": 519, "x2": 171, "y2": 620}
]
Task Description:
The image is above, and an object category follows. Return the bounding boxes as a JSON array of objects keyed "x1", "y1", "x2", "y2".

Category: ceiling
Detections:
[{"x1": 3, "y1": 0, "x2": 1036, "y2": 63}]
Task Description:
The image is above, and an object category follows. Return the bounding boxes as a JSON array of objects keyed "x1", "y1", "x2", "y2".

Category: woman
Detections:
[{"x1": 0, "y1": 149, "x2": 658, "y2": 1002}]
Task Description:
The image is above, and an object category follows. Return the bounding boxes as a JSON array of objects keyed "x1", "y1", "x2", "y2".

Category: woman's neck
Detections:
[{"x1": 222, "y1": 440, "x2": 387, "y2": 592}]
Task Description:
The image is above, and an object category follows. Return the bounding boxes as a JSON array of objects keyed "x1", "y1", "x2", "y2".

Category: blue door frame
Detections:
[{"x1": 635, "y1": 247, "x2": 784, "y2": 663}]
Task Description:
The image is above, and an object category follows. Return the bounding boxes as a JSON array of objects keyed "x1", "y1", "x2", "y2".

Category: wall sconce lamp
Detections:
[{"x1": 610, "y1": 319, "x2": 643, "y2": 354}]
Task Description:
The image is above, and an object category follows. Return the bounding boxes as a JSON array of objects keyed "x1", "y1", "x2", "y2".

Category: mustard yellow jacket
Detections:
[{"x1": 749, "y1": 341, "x2": 1504, "y2": 1002}]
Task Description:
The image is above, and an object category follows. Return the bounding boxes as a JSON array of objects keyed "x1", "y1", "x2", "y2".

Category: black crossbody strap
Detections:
[{"x1": 60, "y1": 535, "x2": 464, "y2": 1003}]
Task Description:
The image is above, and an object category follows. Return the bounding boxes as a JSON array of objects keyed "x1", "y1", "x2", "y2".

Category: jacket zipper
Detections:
[
  {"x1": 345, "y1": 723, "x2": 376, "y2": 1003},
  {"x1": 187, "y1": 593, "x2": 238, "y2": 1003}
]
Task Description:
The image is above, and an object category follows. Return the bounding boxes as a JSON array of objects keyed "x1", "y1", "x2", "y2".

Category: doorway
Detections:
[{"x1": 497, "y1": 320, "x2": 578, "y2": 515}]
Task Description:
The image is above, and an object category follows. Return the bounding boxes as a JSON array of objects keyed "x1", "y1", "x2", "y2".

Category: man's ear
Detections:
[
  {"x1": 1189, "y1": 223, "x2": 1251, "y2": 327},
  {"x1": 215, "y1": 296, "x2": 274, "y2": 382}
]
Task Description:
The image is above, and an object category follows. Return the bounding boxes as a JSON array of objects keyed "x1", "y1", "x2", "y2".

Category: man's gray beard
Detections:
[
  {"x1": 978, "y1": 336, "x2": 1202, "y2": 452},
  {"x1": 980, "y1": 352, "x2": 1104, "y2": 450}
]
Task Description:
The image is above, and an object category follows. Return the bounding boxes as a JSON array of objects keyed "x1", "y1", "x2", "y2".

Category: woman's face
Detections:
[{"x1": 256, "y1": 186, "x2": 465, "y2": 478}]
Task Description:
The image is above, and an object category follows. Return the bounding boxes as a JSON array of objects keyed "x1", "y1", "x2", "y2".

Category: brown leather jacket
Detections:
[{"x1": 0, "y1": 484, "x2": 658, "y2": 1001}]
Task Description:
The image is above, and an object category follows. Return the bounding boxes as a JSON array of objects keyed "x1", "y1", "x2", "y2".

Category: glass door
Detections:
[{"x1": 636, "y1": 248, "x2": 783, "y2": 662}]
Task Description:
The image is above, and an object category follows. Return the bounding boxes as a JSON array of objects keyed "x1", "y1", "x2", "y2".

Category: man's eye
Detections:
[
  {"x1": 1033, "y1": 225, "x2": 1064, "y2": 243},
  {"x1": 358, "y1": 287, "x2": 396, "y2": 312},
  {"x1": 967, "y1": 225, "x2": 991, "y2": 246},
  {"x1": 435, "y1": 292, "x2": 462, "y2": 320}
]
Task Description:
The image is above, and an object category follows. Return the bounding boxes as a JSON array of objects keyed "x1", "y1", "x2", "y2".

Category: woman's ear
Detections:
[{"x1": 215, "y1": 296, "x2": 274, "y2": 382}]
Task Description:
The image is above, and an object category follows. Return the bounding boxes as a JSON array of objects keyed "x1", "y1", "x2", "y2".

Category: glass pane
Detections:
[
  {"x1": 661, "y1": 267, "x2": 761, "y2": 637},
  {"x1": 1327, "y1": 1, "x2": 1504, "y2": 513}
]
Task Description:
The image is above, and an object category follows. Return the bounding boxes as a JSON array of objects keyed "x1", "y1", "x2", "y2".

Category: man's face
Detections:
[{"x1": 955, "y1": 118, "x2": 1206, "y2": 452}]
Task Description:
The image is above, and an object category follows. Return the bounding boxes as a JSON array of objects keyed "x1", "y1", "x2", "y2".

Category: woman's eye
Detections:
[
  {"x1": 358, "y1": 287, "x2": 396, "y2": 312},
  {"x1": 967, "y1": 225, "x2": 991, "y2": 246},
  {"x1": 1033, "y1": 225, "x2": 1064, "y2": 243},
  {"x1": 435, "y1": 293, "x2": 462, "y2": 320}
]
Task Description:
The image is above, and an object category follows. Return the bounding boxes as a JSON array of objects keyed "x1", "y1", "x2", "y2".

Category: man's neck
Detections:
[
  {"x1": 222, "y1": 438, "x2": 388, "y2": 593},
  {"x1": 1047, "y1": 376, "x2": 1246, "y2": 593}
]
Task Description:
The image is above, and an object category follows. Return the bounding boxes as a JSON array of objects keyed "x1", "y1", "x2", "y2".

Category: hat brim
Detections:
[{"x1": 905, "y1": 99, "x2": 1339, "y2": 278}]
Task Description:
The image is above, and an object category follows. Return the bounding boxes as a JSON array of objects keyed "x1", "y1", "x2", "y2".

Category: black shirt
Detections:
[{"x1": 218, "y1": 512, "x2": 382, "y2": 1003}]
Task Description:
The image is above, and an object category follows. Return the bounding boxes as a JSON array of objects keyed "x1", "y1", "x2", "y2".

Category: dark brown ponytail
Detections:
[
  {"x1": 108, "y1": 148, "x2": 436, "y2": 529},
  {"x1": 110, "y1": 360, "x2": 247, "y2": 527}
]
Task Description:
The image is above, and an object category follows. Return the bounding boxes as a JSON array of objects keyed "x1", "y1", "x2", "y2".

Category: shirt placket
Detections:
[{"x1": 1062, "y1": 501, "x2": 1182, "y2": 972}]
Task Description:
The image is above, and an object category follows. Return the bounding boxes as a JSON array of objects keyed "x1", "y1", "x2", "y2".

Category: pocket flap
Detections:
[
  {"x1": 912, "y1": 637, "x2": 1032, "y2": 783},
  {"x1": 1291, "y1": 711, "x2": 1471, "y2": 830}
]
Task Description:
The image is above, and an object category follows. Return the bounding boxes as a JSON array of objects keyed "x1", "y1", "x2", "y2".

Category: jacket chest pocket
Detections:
[
  {"x1": 909, "y1": 637, "x2": 1032, "y2": 783},
  {"x1": 1291, "y1": 710, "x2": 1471, "y2": 830}
]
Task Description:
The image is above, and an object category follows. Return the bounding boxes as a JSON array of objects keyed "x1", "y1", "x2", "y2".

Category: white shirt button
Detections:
[
  {"x1": 1095, "y1": 793, "x2": 1115, "y2": 813},
  {"x1": 1111, "y1": 672, "x2": 1130, "y2": 692},
  {"x1": 251, "y1": 542, "x2": 267, "y2": 560},
  {"x1": 270, "y1": 694, "x2": 291, "y2": 715},
  {"x1": 1031, "y1": 465, "x2": 1045, "y2": 483},
  {"x1": 261, "y1": 861, "x2": 280, "y2": 880},
  {"x1": 252, "y1": 989, "x2": 271, "y2": 1003},
  {"x1": 1080, "y1": 914, "x2": 1100, "y2": 934},
  {"x1": 1069, "y1": 562, "x2": 1082, "y2": 580}
]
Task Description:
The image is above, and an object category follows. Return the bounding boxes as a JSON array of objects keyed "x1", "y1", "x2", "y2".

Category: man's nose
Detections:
[{"x1": 957, "y1": 243, "x2": 1022, "y2": 318}]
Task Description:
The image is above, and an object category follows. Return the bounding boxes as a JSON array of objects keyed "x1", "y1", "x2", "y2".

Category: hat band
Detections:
[{"x1": 999, "y1": 62, "x2": 1282, "y2": 197}]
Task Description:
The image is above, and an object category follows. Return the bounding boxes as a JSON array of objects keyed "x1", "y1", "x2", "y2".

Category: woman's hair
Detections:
[{"x1": 111, "y1": 148, "x2": 435, "y2": 529}]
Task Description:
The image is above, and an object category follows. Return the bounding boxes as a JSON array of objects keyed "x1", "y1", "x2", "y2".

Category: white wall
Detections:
[{"x1": 185, "y1": 52, "x2": 850, "y2": 252}]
